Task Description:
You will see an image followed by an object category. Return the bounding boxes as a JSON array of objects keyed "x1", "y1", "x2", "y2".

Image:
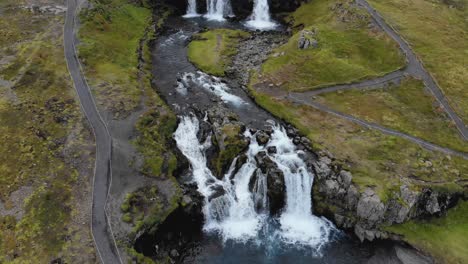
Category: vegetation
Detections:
[
  {"x1": 259, "y1": 0, "x2": 405, "y2": 91},
  {"x1": 249, "y1": 82, "x2": 468, "y2": 201},
  {"x1": 78, "y1": 0, "x2": 153, "y2": 116},
  {"x1": 0, "y1": 1, "x2": 95, "y2": 262},
  {"x1": 120, "y1": 180, "x2": 182, "y2": 235},
  {"x1": 317, "y1": 78, "x2": 468, "y2": 152},
  {"x1": 188, "y1": 29, "x2": 250, "y2": 76},
  {"x1": 212, "y1": 124, "x2": 249, "y2": 176},
  {"x1": 385, "y1": 201, "x2": 468, "y2": 264},
  {"x1": 368, "y1": 0, "x2": 468, "y2": 123}
]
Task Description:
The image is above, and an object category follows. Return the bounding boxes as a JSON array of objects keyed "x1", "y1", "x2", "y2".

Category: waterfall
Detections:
[
  {"x1": 205, "y1": 0, "x2": 234, "y2": 21},
  {"x1": 246, "y1": 0, "x2": 277, "y2": 30},
  {"x1": 174, "y1": 115, "x2": 334, "y2": 249},
  {"x1": 184, "y1": 0, "x2": 200, "y2": 18}
]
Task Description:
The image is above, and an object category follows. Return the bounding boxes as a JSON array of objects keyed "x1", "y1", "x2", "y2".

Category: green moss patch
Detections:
[
  {"x1": 259, "y1": 0, "x2": 405, "y2": 91},
  {"x1": 188, "y1": 29, "x2": 250, "y2": 76},
  {"x1": 78, "y1": 0, "x2": 153, "y2": 115},
  {"x1": 385, "y1": 201, "x2": 468, "y2": 263}
]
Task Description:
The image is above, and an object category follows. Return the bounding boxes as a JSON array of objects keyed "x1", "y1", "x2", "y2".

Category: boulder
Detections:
[
  {"x1": 256, "y1": 131, "x2": 270, "y2": 145},
  {"x1": 356, "y1": 188, "x2": 385, "y2": 226},
  {"x1": 251, "y1": 151, "x2": 286, "y2": 215}
]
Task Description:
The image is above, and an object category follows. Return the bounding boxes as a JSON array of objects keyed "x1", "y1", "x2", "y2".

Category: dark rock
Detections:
[
  {"x1": 252, "y1": 151, "x2": 286, "y2": 215},
  {"x1": 356, "y1": 188, "x2": 385, "y2": 226},
  {"x1": 267, "y1": 146, "x2": 277, "y2": 154},
  {"x1": 256, "y1": 131, "x2": 270, "y2": 145}
]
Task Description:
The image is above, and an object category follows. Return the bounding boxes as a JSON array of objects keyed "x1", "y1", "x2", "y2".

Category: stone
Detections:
[
  {"x1": 252, "y1": 151, "x2": 286, "y2": 215},
  {"x1": 356, "y1": 188, "x2": 385, "y2": 225},
  {"x1": 267, "y1": 146, "x2": 277, "y2": 154},
  {"x1": 255, "y1": 131, "x2": 270, "y2": 145},
  {"x1": 425, "y1": 192, "x2": 440, "y2": 214},
  {"x1": 346, "y1": 185, "x2": 359, "y2": 210},
  {"x1": 313, "y1": 156, "x2": 332, "y2": 179},
  {"x1": 170, "y1": 249, "x2": 179, "y2": 258},
  {"x1": 338, "y1": 170, "x2": 352, "y2": 189}
]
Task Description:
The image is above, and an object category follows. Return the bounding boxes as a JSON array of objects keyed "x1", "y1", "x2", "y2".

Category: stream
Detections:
[{"x1": 142, "y1": 12, "x2": 410, "y2": 264}]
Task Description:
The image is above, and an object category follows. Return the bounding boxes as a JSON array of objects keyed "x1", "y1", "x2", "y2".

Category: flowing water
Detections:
[
  {"x1": 205, "y1": 0, "x2": 234, "y2": 21},
  {"x1": 174, "y1": 115, "x2": 335, "y2": 253},
  {"x1": 245, "y1": 0, "x2": 277, "y2": 30},
  {"x1": 147, "y1": 16, "x2": 408, "y2": 263},
  {"x1": 184, "y1": 0, "x2": 200, "y2": 18}
]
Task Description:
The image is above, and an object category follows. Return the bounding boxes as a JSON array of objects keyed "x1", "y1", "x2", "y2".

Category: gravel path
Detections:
[
  {"x1": 288, "y1": 93, "x2": 468, "y2": 159},
  {"x1": 294, "y1": 0, "x2": 468, "y2": 141},
  {"x1": 64, "y1": 0, "x2": 122, "y2": 263}
]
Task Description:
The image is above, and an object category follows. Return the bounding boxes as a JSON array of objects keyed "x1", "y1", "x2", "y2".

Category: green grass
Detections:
[
  {"x1": 317, "y1": 78, "x2": 468, "y2": 152},
  {"x1": 385, "y1": 201, "x2": 468, "y2": 264},
  {"x1": 249, "y1": 80, "x2": 468, "y2": 201},
  {"x1": 121, "y1": 179, "x2": 182, "y2": 235},
  {"x1": 0, "y1": 1, "x2": 95, "y2": 262},
  {"x1": 259, "y1": 0, "x2": 405, "y2": 91},
  {"x1": 368, "y1": 0, "x2": 468, "y2": 123},
  {"x1": 188, "y1": 29, "x2": 250, "y2": 76},
  {"x1": 78, "y1": 0, "x2": 152, "y2": 116}
]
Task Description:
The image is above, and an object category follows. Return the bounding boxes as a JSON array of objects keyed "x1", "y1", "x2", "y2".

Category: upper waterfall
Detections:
[
  {"x1": 205, "y1": 0, "x2": 234, "y2": 21},
  {"x1": 184, "y1": 0, "x2": 200, "y2": 17},
  {"x1": 245, "y1": 0, "x2": 277, "y2": 30}
]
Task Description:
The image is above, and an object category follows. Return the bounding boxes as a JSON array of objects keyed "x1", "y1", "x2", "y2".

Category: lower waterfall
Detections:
[
  {"x1": 174, "y1": 115, "x2": 334, "y2": 252},
  {"x1": 245, "y1": 0, "x2": 277, "y2": 30}
]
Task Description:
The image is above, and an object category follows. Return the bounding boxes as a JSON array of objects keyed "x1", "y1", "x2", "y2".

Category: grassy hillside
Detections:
[
  {"x1": 317, "y1": 78, "x2": 468, "y2": 152},
  {"x1": 385, "y1": 201, "x2": 468, "y2": 264},
  {"x1": 368, "y1": 0, "x2": 468, "y2": 123},
  {"x1": 0, "y1": 1, "x2": 96, "y2": 262},
  {"x1": 259, "y1": 0, "x2": 405, "y2": 91},
  {"x1": 79, "y1": 0, "x2": 153, "y2": 116}
]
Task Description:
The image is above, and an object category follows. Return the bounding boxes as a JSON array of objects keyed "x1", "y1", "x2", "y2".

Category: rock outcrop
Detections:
[{"x1": 311, "y1": 150, "x2": 463, "y2": 242}]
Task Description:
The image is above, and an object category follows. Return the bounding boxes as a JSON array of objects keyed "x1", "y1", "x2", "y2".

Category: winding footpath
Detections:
[
  {"x1": 293, "y1": 0, "x2": 468, "y2": 141},
  {"x1": 64, "y1": 0, "x2": 122, "y2": 263},
  {"x1": 288, "y1": 94, "x2": 468, "y2": 159}
]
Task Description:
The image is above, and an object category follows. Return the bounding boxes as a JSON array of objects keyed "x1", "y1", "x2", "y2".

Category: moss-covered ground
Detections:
[
  {"x1": 188, "y1": 29, "x2": 250, "y2": 76},
  {"x1": 78, "y1": 0, "x2": 153, "y2": 117},
  {"x1": 250, "y1": 83, "x2": 468, "y2": 202},
  {"x1": 368, "y1": 0, "x2": 468, "y2": 124},
  {"x1": 259, "y1": 0, "x2": 405, "y2": 91},
  {"x1": 385, "y1": 201, "x2": 468, "y2": 264},
  {"x1": 317, "y1": 78, "x2": 468, "y2": 152},
  {"x1": 0, "y1": 1, "x2": 96, "y2": 262}
]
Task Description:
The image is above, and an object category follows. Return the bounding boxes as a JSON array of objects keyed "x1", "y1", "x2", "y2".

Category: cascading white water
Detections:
[
  {"x1": 184, "y1": 0, "x2": 200, "y2": 18},
  {"x1": 205, "y1": 0, "x2": 234, "y2": 21},
  {"x1": 245, "y1": 0, "x2": 277, "y2": 30},
  {"x1": 174, "y1": 114, "x2": 334, "y2": 250},
  {"x1": 177, "y1": 71, "x2": 246, "y2": 106}
]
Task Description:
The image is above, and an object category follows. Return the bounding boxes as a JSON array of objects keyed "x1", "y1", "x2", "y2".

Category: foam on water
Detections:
[
  {"x1": 174, "y1": 115, "x2": 335, "y2": 252},
  {"x1": 205, "y1": 0, "x2": 234, "y2": 21},
  {"x1": 245, "y1": 0, "x2": 277, "y2": 30},
  {"x1": 184, "y1": 0, "x2": 201, "y2": 17},
  {"x1": 176, "y1": 72, "x2": 246, "y2": 106}
]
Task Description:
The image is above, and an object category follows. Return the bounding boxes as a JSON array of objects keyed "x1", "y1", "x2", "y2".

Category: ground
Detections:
[
  {"x1": 77, "y1": 0, "x2": 182, "y2": 262},
  {"x1": 188, "y1": 29, "x2": 250, "y2": 76},
  {"x1": 0, "y1": 0, "x2": 96, "y2": 262},
  {"x1": 316, "y1": 77, "x2": 467, "y2": 152},
  {"x1": 248, "y1": 0, "x2": 468, "y2": 262},
  {"x1": 385, "y1": 201, "x2": 468, "y2": 264},
  {"x1": 368, "y1": 0, "x2": 468, "y2": 123},
  {"x1": 259, "y1": 0, "x2": 405, "y2": 91}
]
